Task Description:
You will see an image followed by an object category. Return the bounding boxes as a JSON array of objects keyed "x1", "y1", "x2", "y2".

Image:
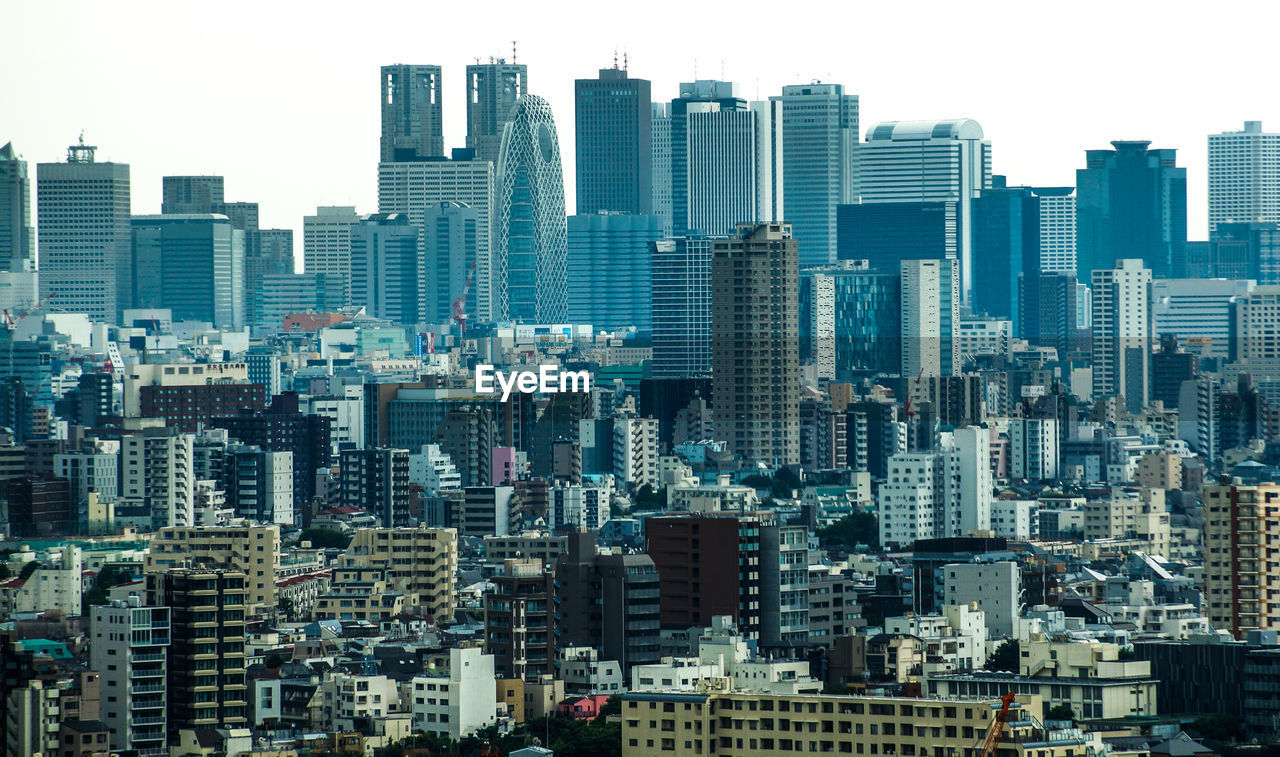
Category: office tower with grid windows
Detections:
[
  {"x1": 381, "y1": 64, "x2": 443, "y2": 162},
  {"x1": 466, "y1": 58, "x2": 527, "y2": 164},
  {"x1": 575, "y1": 66, "x2": 652, "y2": 215},
  {"x1": 1209, "y1": 121, "x2": 1280, "y2": 236}
]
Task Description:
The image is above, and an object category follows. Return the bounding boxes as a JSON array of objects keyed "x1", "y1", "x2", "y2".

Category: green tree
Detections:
[
  {"x1": 1045, "y1": 704, "x2": 1075, "y2": 721},
  {"x1": 596, "y1": 694, "x2": 622, "y2": 720},
  {"x1": 18, "y1": 560, "x2": 39, "y2": 580},
  {"x1": 298, "y1": 527, "x2": 352, "y2": 549},
  {"x1": 1190, "y1": 713, "x2": 1245, "y2": 743},
  {"x1": 81, "y1": 564, "x2": 130, "y2": 614},
  {"x1": 633, "y1": 484, "x2": 666, "y2": 511},
  {"x1": 984, "y1": 639, "x2": 1020, "y2": 672},
  {"x1": 816, "y1": 513, "x2": 879, "y2": 549},
  {"x1": 771, "y1": 467, "x2": 803, "y2": 498},
  {"x1": 742, "y1": 474, "x2": 773, "y2": 490}
]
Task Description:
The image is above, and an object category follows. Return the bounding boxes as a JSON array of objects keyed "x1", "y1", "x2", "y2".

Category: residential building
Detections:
[
  {"x1": 711, "y1": 223, "x2": 801, "y2": 465},
  {"x1": 213, "y1": 393, "x2": 331, "y2": 503},
  {"x1": 1204, "y1": 483, "x2": 1280, "y2": 638},
  {"x1": 878, "y1": 428, "x2": 993, "y2": 549},
  {"x1": 613, "y1": 415, "x2": 658, "y2": 491},
  {"x1": 342, "y1": 527, "x2": 458, "y2": 621},
  {"x1": 144, "y1": 524, "x2": 281, "y2": 617},
  {"x1": 486, "y1": 559, "x2": 555, "y2": 678},
  {"x1": 119, "y1": 427, "x2": 195, "y2": 530},
  {"x1": 1008, "y1": 418, "x2": 1059, "y2": 481},
  {"x1": 410, "y1": 647, "x2": 497, "y2": 740},
  {"x1": 941, "y1": 561, "x2": 1020, "y2": 638},
  {"x1": 1091, "y1": 259, "x2": 1152, "y2": 413},
  {"x1": 1209, "y1": 121, "x2": 1280, "y2": 235},
  {"x1": 339, "y1": 447, "x2": 412, "y2": 528},
  {"x1": 90, "y1": 600, "x2": 170, "y2": 755}
]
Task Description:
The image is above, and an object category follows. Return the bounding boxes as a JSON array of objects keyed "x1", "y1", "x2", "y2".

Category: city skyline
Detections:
[{"x1": 4, "y1": 1, "x2": 1276, "y2": 253}]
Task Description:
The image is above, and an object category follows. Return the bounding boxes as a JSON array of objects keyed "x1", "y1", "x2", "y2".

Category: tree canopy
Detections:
[{"x1": 816, "y1": 513, "x2": 879, "y2": 550}]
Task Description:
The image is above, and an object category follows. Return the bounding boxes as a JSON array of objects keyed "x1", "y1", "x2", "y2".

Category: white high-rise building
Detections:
[
  {"x1": 551, "y1": 477, "x2": 615, "y2": 530},
  {"x1": 378, "y1": 158, "x2": 495, "y2": 321},
  {"x1": 613, "y1": 415, "x2": 658, "y2": 490},
  {"x1": 409, "y1": 443, "x2": 462, "y2": 495},
  {"x1": 37, "y1": 139, "x2": 132, "y2": 320},
  {"x1": 900, "y1": 258, "x2": 959, "y2": 378},
  {"x1": 684, "y1": 99, "x2": 779, "y2": 236},
  {"x1": 878, "y1": 429, "x2": 991, "y2": 549},
  {"x1": 410, "y1": 647, "x2": 498, "y2": 740},
  {"x1": 1035, "y1": 188, "x2": 1077, "y2": 274},
  {"x1": 303, "y1": 205, "x2": 361, "y2": 304},
  {"x1": 859, "y1": 119, "x2": 992, "y2": 304},
  {"x1": 1091, "y1": 259, "x2": 1152, "y2": 413},
  {"x1": 1231, "y1": 286, "x2": 1280, "y2": 365},
  {"x1": 807, "y1": 272, "x2": 837, "y2": 380},
  {"x1": 770, "y1": 83, "x2": 859, "y2": 267},
  {"x1": 1008, "y1": 418, "x2": 1060, "y2": 481},
  {"x1": 91, "y1": 600, "x2": 170, "y2": 754},
  {"x1": 1209, "y1": 121, "x2": 1280, "y2": 235},
  {"x1": 120, "y1": 428, "x2": 196, "y2": 530}
]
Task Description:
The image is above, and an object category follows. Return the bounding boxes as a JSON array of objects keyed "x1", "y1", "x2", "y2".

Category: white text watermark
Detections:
[{"x1": 475, "y1": 365, "x2": 592, "y2": 402}]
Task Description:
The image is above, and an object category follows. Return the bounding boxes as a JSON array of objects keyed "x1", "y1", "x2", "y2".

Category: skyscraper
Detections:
[
  {"x1": 800, "y1": 261, "x2": 901, "y2": 379},
  {"x1": 858, "y1": 119, "x2": 991, "y2": 304},
  {"x1": 0, "y1": 142, "x2": 34, "y2": 272},
  {"x1": 378, "y1": 153, "x2": 495, "y2": 321},
  {"x1": 900, "y1": 258, "x2": 959, "y2": 378},
  {"x1": 466, "y1": 57, "x2": 527, "y2": 164},
  {"x1": 161, "y1": 175, "x2": 224, "y2": 214},
  {"x1": 381, "y1": 64, "x2": 444, "y2": 161},
  {"x1": 711, "y1": 223, "x2": 800, "y2": 465},
  {"x1": 770, "y1": 82, "x2": 859, "y2": 266},
  {"x1": 971, "y1": 182, "x2": 1039, "y2": 329},
  {"x1": 1209, "y1": 121, "x2": 1280, "y2": 236},
  {"x1": 1076, "y1": 140, "x2": 1187, "y2": 278},
  {"x1": 37, "y1": 138, "x2": 132, "y2": 320},
  {"x1": 495, "y1": 94, "x2": 568, "y2": 322},
  {"x1": 303, "y1": 205, "x2": 362, "y2": 304},
  {"x1": 1035, "y1": 187, "x2": 1077, "y2": 274},
  {"x1": 651, "y1": 235, "x2": 718, "y2": 378},
  {"x1": 575, "y1": 66, "x2": 652, "y2": 215},
  {"x1": 651, "y1": 103, "x2": 674, "y2": 236},
  {"x1": 421, "y1": 200, "x2": 481, "y2": 324},
  {"x1": 132, "y1": 214, "x2": 246, "y2": 328},
  {"x1": 836, "y1": 201, "x2": 958, "y2": 268},
  {"x1": 567, "y1": 212, "x2": 662, "y2": 330},
  {"x1": 349, "y1": 212, "x2": 420, "y2": 324},
  {"x1": 1091, "y1": 258, "x2": 1152, "y2": 413}
]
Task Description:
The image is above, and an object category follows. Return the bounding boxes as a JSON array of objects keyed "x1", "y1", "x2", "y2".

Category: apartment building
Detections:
[
  {"x1": 341, "y1": 528, "x2": 458, "y2": 622},
  {"x1": 144, "y1": 524, "x2": 280, "y2": 617}
]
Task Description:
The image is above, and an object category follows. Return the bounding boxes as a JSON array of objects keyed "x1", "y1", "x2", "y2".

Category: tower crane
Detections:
[
  {"x1": 978, "y1": 692, "x2": 1016, "y2": 757},
  {"x1": 452, "y1": 261, "x2": 477, "y2": 336}
]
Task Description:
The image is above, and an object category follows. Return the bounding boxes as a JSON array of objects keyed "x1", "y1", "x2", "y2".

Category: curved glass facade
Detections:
[{"x1": 495, "y1": 95, "x2": 568, "y2": 322}]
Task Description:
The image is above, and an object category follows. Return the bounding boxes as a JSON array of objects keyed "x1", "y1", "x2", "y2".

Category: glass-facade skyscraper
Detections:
[
  {"x1": 495, "y1": 94, "x2": 568, "y2": 323},
  {"x1": 1076, "y1": 140, "x2": 1186, "y2": 279},
  {"x1": 651, "y1": 235, "x2": 720, "y2": 378},
  {"x1": 574, "y1": 67, "x2": 652, "y2": 215},
  {"x1": 0, "y1": 142, "x2": 33, "y2": 272},
  {"x1": 566, "y1": 212, "x2": 662, "y2": 330},
  {"x1": 131, "y1": 214, "x2": 245, "y2": 329},
  {"x1": 800, "y1": 262, "x2": 901, "y2": 379},
  {"x1": 770, "y1": 83, "x2": 859, "y2": 267}
]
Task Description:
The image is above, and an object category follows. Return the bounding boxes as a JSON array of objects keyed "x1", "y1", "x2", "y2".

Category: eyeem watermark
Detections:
[{"x1": 475, "y1": 364, "x2": 592, "y2": 401}]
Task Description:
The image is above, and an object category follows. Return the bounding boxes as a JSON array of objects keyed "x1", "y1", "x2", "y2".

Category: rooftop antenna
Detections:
[
  {"x1": 613, "y1": 48, "x2": 619, "y2": 70},
  {"x1": 720, "y1": 59, "x2": 725, "y2": 80},
  {"x1": 623, "y1": 51, "x2": 629, "y2": 71},
  {"x1": 512, "y1": 40, "x2": 518, "y2": 64}
]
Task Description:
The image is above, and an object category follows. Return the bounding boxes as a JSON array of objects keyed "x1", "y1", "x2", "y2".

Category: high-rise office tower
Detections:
[
  {"x1": 348, "y1": 212, "x2": 420, "y2": 324},
  {"x1": 131, "y1": 214, "x2": 246, "y2": 329},
  {"x1": 651, "y1": 103, "x2": 674, "y2": 236},
  {"x1": 161, "y1": 175, "x2": 224, "y2": 214},
  {"x1": 900, "y1": 258, "x2": 959, "y2": 378},
  {"x1": 466, "y1": 57, "x2": 527, "y2": 164},
  {"x1": 971, "y1": 181, "x2": 1039, "y2": 330},
  {"x1": 1076, "y1": 140, "x2": 1187, "y2": 278},
  {"x1": 1019, "y1": 271, "x2": 1080, "y2": 355},
  {"x1": 1091, "y1": 258, "x2": 1152, "y2": 413},
  {"x1": 711, "y1": 223, "x2": 800, "y2": 465},
  {"x1": 303, "y1": 205, "x2": 362, "y2": 305},
  {"x1": 1209, "y1": 121, "x2": 1280, "y2": 236},
  {"x1": 770, "y1": 83, "x2": 859, "y2": 267},
  {"x1": 90, "y1": 600, "x2": 170, "y2": 754},
  {"x1": 146, "y1": 568, "x2": 248, "y2": 733},
  {"x1": 836, "y1": 201, "x2": 958, "y2": 268},
  {"x1": 651, "y1": 235, "x2": 718, "y2": 378},
  {"x1": 1035, "y1": 187, "x2": 1076, "y2": 274},
  {"x1": 0, "y1": 142, "x2": 34, "y2": 272},
  {"x1": 421, "y1": 200, "x2": 482, "y2": 324},
  {"x1": 380, "y1": 64, "x2": 444, "y2": 162},
  {"x1": 575, "y1": 66, "x2": 652, "y2": 214},
  {"x1": 37, "y1": 138, "x2": 132, "y2": 320},
  {"x1": 379, "y1": 153, "x2": 495, "y2": 321},
  {"x1": 495, "y1": 94, "x2": 568, "y2": 322},
  {"x1": 800, "y1": 262, "x2": 901, "y2": 379},
  {"x1": 566, "y1": 212, "x2": 662, "y2": 330},
  {"x1": 858, "y1": 119, "x2": 991, "y2": 304}
]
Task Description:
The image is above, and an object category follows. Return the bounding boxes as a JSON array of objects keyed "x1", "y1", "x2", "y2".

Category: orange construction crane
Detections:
[
  {"x1": 452, "y1": 261, "x2": 477, "y2": 336},
  {"x1": 978, "y1": 692, "x2": 1016, "y2": 757}
]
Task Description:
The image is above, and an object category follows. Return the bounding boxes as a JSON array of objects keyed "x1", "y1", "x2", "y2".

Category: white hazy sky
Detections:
[{"x1": 5, "y1": 0, "x2": 1278, "y2": 257}]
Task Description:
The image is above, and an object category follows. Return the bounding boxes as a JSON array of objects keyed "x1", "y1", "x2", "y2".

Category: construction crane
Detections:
[
  {"x1": 902, "y1": 368, "x2": 924, "y2": 419},
  {"x1": 978, "y1": 692, "x2": 1016, "y2": 757},
  {"x1": 452, "y1": 261, "x2": 477, "y2": 336},
  {"x1": 2, "y1": 293, "x2": 55, "y2": 375}
]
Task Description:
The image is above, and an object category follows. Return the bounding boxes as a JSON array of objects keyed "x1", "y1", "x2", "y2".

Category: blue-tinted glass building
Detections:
[
  {"x1": 836, "y1": 201, "x2": 956, "y2": 271},
  {"x1": 972, "y1": 182, "x2": 1039, "y2": 331},
  {"x1": 800, "y1": 262, "x2": 901, "y2": 379},
  {"x1": 566, "y1": 212, "x2": 662, "y2": 330},
  {"x1": 574, "y1": 67, "x2": 652, "y2": 215},
  {"x1": 131, "y1": 214, "x2": 244, "y2": 329},
  {"x1": 1076, "y1": 140, "x2": 1187, "y2": 278}
]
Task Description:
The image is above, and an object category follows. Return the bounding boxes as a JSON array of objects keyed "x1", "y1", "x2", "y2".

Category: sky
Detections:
[{"x1": 4, "y1": 0, "x2": 1278, "y2": 262}]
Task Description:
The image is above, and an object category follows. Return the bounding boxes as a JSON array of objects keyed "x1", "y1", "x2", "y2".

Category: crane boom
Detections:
[{"x1": 978, "y1": 692, "x2": 1016, "y2": 757}]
